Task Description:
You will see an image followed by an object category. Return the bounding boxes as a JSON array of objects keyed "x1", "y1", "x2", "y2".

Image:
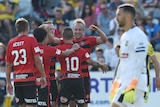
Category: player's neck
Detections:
[
  {"x1": 18, "y1": 32, "x2": 28, "y2": 36},
  {"x1": 124, "y1": 22, "x2": 135, "y2": 32},
  {"x1": 64, "y1": 40, "x2": 73, "y2": 44},
  {"x1": 74, "y1": 36, "x2": 83, "y2": 41}
]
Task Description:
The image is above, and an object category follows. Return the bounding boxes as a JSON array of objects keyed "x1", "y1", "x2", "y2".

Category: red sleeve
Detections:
[
  {"x1": 48, "y1": 46, "x2": 62, "y2": 57},
  {"x1": 82, "y1": 48, "x2": 90, "y2": 61},
  {"x1": 86, "y1": 36, "x2": 97, "y2": 47},
  {"x1": 31, "y1": 37, "x2": 41, "y2": 55}
]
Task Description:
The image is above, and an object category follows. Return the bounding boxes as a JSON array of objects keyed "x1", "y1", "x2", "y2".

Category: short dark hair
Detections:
[
  {"x1": 118, "y1": 3, "x2": 136, "y2": 20},
  {"x1": 15, "y1": 18, "x2": 29, "y2": 33},
  {"x1": 33, "y1": 28, "x2": 47, "y2": 43},
  {"x1": 108, "y1": 38, "x2": 113, "y2": 45},
  {"x1": 62, "y1": 27, "x2": 73, "y2": 40}
]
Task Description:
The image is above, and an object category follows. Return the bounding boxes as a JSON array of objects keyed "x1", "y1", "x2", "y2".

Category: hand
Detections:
[
  {"x1": 100, "y1": 64, "x2": 109, "y2": 73},
  {"x1": 155, "y1": 78, "x2": 160, "y2": 90},
  {"x1": 40, "y1": 77, "x2": 47, "y2": 88},
  {"x1": 6, "y1": 83, "x2": 13, "y2": 95},
  {"x1": 109, "y1": 80, "x2": 120, "y2": 103},
  {"x1": 89, "y1": 25, "x2": 99, "y2": 31},
  {"x1": 72, "y1": 43, "x2": 80, "y2": 51},
  {"x1": 122, "y1": 78, "x2": 138, "y2": 103}
]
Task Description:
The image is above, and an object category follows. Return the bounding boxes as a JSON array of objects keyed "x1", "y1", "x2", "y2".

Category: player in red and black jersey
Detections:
[
  {"x1": 55, "y1": 27, "x2": 108, "y2": 107},
  {"x1": 33, "y1": 27, "x2": 79, "y2": 107},
  {"x1": 39, "y1": 21, "x2": 80, "y2": 107},
  {"x1": 51, "y1": 18, "x2": 108, "y2": 107},
  {"x1": 5, "y1": 18, "x2": 46, "y2": 107}
]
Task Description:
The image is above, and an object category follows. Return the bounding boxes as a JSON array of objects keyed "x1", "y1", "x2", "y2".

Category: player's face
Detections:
[
  {"x1": 116, "y1": 8, "x2": 125, "y2": 27},
  {"x1": 73, "y1": 23, "x2": 84, "y2": 39},
  {"x1": 48, "y1": 24, "x2": 55, "y2": 37}
]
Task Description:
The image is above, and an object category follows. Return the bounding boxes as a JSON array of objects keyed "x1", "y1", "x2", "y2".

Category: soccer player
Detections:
[
  {"x1": 144, "y1": 43, "x2": 160, "y2": 102},
  {"x1": 5, "y1": 18, "x2": 46, "y2": 107},
  {"x1": 56, "y1": 27, "x2": 108, "y2": 107},
  {"x1": 51, "y1": 18, "x2": 108, "y2": 107},
  {"x1": 33, "y1": 27, "x2": 80, "y2": 107},
  {"x1": 109, "y1": 4, "x2": 148, "y2": 107},
  {"x1": 38, "y1": 21, "x2": 60, "y2": 107}
]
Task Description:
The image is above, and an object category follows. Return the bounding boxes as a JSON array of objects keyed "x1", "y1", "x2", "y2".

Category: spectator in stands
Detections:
[
  {"x1": 74, "y1": 0, "x2": 85, "y2": 18},
  {"x1": 0, "y1": 0, "x2": 19, "y2": 38},
  {"x1": 90, "y1": 47, "x2": 105, "y2": 71},
  {"x1": 145, "y1": 14, "x2": 160, "y2": 51},
  {"x1": 56, "y1": 0, "x2": 75, "y2": 21},
  {"x1": 0, "y1": 42, "x2": 6, "y2": 72},
  {"x1": 81, "y1": 3, "x2": 97, "y2": 36},
  {"x1": 109, "y1": 16, "x2": 119, "y2": 45},
  {"x1": 93, "y1": 0, "x2": 105, "y2": 18},
  {"x1": 0, "y1": 77, "x2": 6, "y2": 106},
  {"x1": 97, "y1": 3, "x2": 111, "y2": 35},
  {"x1": 32, "y1": 0, "x2": 50, "y2": 21},
  {"x1": 108, "y1": 0, "x2": 124, "y2": 13},
  {"x1": 30, "y1": 19, "x2": 42, "y2": 34},
  {"x1": 104, "y1": 38, "x2": 117, "y2": 70},
  {"x1": 17, "y1": 0, "x2": 32, "y2": 20},
  {"x1": 142, "y1": 0, "x2": 158, "y2": 16},
  {"x1": 53, "y1": 7, "x2": 68, "y2": 38}
]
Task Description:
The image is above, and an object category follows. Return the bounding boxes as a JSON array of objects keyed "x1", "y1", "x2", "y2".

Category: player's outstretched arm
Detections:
[
  {"x1": 86, "y1": 59, "x2": 109, "y2": 73},
  {"x1": 89, "y1": 24, "x2": 108, "y2": 44},
  {"x1": 62, "y1": 43, "x2": 80, "y2": 56}
]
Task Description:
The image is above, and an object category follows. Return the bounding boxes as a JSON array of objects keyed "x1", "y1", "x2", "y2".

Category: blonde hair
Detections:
[
  {"x1": 73, "y1": 18, "x2": 86, "y2": 28},
  {"x1": 43, "y1": 20, "x2": 53, "y2": 24},
  {"x1": 39, "y1": 21, "x2": 53, "y2": 30}
]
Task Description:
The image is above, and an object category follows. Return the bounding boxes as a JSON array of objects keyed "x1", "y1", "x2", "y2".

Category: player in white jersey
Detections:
[{"x1": 109, "y1": 4, "x2": 148, "y2": 107}]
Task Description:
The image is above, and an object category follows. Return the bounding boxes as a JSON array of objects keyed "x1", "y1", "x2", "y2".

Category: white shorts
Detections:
[{"x1": 112, "y1": 89, "x2": 145, "y2": 107}]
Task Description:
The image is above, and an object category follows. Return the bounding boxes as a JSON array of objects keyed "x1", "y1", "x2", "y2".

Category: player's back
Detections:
[
  {"x1": 56, "y1": 43, "x2": 90, "y2": 75},
  {"x1": 36, "y1": 44, "x2": 61, "y2": 77},
  {"x1": 6, "y1": 35, "x2": 40, "y2": 74}
]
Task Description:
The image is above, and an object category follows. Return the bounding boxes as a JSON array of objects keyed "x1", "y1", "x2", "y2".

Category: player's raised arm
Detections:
[
  {"x1": 89, "y1": 24, "x2": 108, "y2": 44},
  {"x1": 86, "y1": 58, "x2": 109, "y2": 73}
]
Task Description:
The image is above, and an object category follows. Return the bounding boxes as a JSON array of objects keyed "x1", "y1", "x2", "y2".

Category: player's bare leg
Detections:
[
  {"x1": 19, "y1": 104, "x2": 26, "y2": 107},
  {"x1": 52, "y1": 101, "x2": 57, "y2": 107},
  {"x1": 84, "y1": 103, "x2": 88, "y2": 107},
  {"x1": 61, "y1": 104, "x2": 68, "y2": 107},
  {"x1": 111, "y1": 103, "x2": 120, "y2": 107},
  {"x1": 26, "y1": 104, "x2": 36, "y2": 107},
  {"x1": 69, "y1": 100, "x2": 76, "y2": 107}
]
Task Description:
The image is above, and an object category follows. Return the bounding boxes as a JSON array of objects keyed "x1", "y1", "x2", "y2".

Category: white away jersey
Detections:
[{"x1": 116, "y1": 26, "x2": 148, "y2": 91}]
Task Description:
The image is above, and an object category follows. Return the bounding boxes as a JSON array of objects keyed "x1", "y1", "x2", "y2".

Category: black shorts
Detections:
[
  {"x1": 15, "y1": 84, "x2": 37, "y2": 105},
  {"x1": 50, "y1": 80, "x2": 58, "y2": 102},
  {"x1": 83, "y1": 77, "x2": 90, "y2": 103},
  {"x1": 37, "y1": 86, "x2": 50, "y2": 107},
  {"x1": 59, "y1": 78, "x2": 85, "y2": 105}
]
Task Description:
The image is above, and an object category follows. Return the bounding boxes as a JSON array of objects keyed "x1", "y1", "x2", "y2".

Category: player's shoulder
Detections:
[
  {"x1": 77, "y1": 47, "x2": 88, "y2": 53},
  {"x1": 130, "y1": 27, "x2": 147, "y2": 40},
  {"x1": 84, "y1": 35, "x2": 96, "y2": 40}
]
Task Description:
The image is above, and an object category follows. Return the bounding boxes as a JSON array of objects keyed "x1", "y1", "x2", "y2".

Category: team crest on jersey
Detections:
[
  {"x1": 60, "y1": 96, "x2": 68, "y2": 103},
  {"x1": 80, "y1": 41, "x2": 84, "y2": 46},
  {"x1": 85, "y1": 52, "x2": 90, "y2": 58},
  {"x1": 34, "y1": 47, "x2": 41, "y2": 53},
  {"x1": 56, "y1": 49, "x2": 61, "y2": 55},
  {"x1": 125, "y1": 41, "x2": 128, "y2": 46}
]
